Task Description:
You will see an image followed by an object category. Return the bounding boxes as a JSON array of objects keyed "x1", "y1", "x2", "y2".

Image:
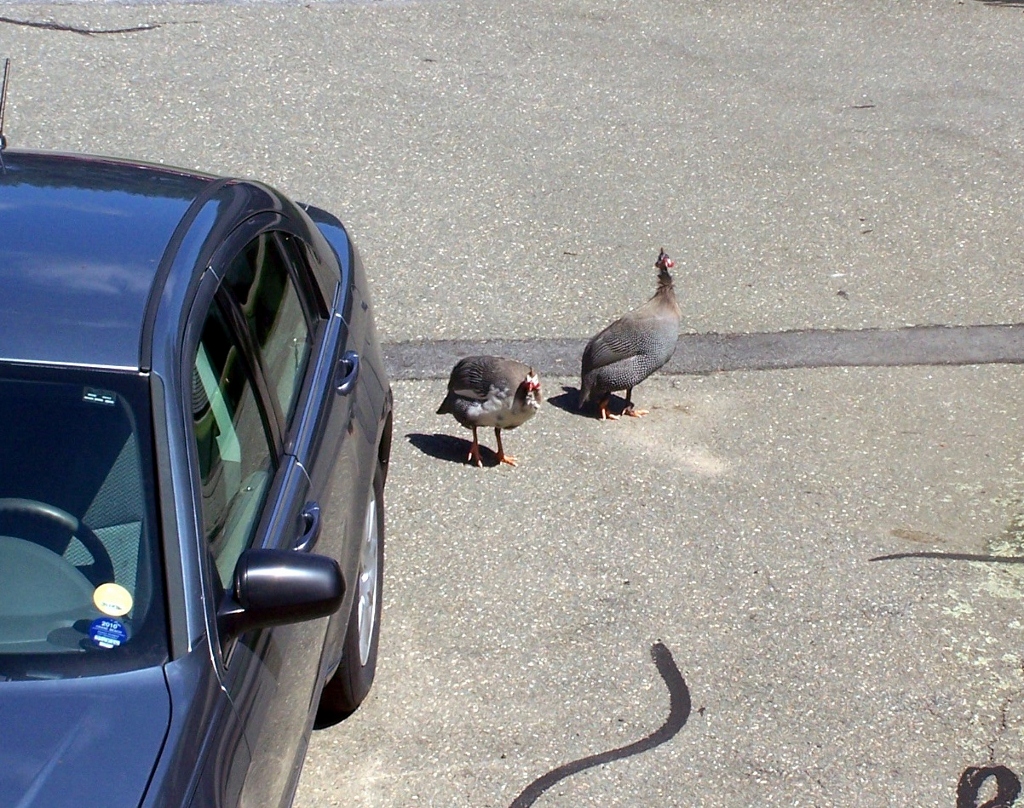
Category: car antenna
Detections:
[{"x1": 0, "y1": 58, "x2": 9, "y2": 172}]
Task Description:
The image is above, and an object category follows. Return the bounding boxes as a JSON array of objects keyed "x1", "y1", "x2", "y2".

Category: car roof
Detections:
[{"x1": 0, "y1": 150, "x2": 219, "y2": 370}]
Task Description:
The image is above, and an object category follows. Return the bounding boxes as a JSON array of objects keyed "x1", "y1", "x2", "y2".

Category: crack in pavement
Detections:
[
  {"x1": 0, "y1": 16, "x2": 181, "y2": 35},
  {"x1": 383, "y1": 323, "x2": 1024, "y2": 381},
  {"x1": 508, "y1": 642, "x2": 690, "y2": 808},
  {"x1": 870, "y1": 551, "x2": 1024, "y2": 564}
]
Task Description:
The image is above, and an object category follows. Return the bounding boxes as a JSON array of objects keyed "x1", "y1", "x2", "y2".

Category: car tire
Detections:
[{"x1": 319, "y1": 462, "x2": 384, "y2": 719}]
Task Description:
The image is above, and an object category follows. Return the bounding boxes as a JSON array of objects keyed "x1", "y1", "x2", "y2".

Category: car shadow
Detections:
[
  {"x1": 313, "y1": 709, "x2": 348, "y2": 730},
  {"x1": 406, "y1": 432, "x2": 501, "y2": 466}
]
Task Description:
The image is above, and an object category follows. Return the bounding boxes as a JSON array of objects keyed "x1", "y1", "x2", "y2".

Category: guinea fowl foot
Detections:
[
  {"x1": 621, "y1": 389, "x2": 648, "y2": 418},
  {"x1": 494, "y1": 429, "x2": 518, "y2": 466},
  {"x1": 597, "y1": 399, "x2": 619, "y2": 421}
]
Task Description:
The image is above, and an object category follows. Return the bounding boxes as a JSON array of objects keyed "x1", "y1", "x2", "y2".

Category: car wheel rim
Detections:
[{"x1": 357, "y1": 495, "x2": 379, "y2": 667}]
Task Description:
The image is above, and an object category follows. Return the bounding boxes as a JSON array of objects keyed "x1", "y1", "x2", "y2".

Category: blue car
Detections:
[{"x1": 0, "y1": 149, "x2": 393, "y2": 807}]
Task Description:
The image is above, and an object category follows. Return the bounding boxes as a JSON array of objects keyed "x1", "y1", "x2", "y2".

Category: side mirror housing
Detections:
[{"x1": 217, "y1": 549, "x2": 345, "y2": 641}]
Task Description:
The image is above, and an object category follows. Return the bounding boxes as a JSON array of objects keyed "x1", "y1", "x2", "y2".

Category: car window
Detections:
[
  {"x1": 222, "y1": 233, "x2": 313, "y2": 425},
  {"x1": 192, "y1": 305, "x2": 274, "y2": 589},
  {"x1": 0, "y1": 368, "x2": 167, "y2": 678}
]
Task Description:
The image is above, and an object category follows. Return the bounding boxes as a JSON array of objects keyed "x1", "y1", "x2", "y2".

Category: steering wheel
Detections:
[{"x1": 0, "y1": 498, "x2": 115, "y2": 586}]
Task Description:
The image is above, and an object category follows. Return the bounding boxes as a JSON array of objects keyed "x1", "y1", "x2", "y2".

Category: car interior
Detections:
[{"x1": 0, "y1": 376, "x2": 160, "y2": 659}]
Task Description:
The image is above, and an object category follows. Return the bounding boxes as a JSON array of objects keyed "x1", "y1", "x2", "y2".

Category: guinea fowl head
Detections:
[
  {"x1": 524, "y1": 369, "x2": 541, "y2": 393},
  {"x1": 519, "y1": 369, "x2": 542, "y2": 410},
  {"x1": 655, "y1": 249, "x2": 675, "y2": 290}
]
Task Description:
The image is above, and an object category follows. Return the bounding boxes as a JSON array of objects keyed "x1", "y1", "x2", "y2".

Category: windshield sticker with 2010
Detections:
[{"x1": 88, "y1": 618, "x2": 128, "y2": 649}]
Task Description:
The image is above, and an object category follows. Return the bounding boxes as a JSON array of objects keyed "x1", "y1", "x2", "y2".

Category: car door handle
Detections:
[
  {"x1": 293, "y1": 501, "x2": 322, "y2": 552},
  {"x1": 335, "y1": 351, "x2": 360, "y2": 395}
]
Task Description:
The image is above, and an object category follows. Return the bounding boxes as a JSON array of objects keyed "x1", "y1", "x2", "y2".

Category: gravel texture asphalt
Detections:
[{"x1": 304, "y1": 368, "x2": 1024, "y2": 807}]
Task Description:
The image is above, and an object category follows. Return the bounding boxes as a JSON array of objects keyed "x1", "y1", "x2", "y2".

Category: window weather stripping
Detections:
[{"x1": 0, "y1": 58, "x2": 10, "y2": 172}]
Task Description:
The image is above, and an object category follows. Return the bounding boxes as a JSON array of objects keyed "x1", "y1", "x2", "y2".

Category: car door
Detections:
[
  {"x1": 283, "y1": 231, "x2": 370, "y2": 679},
  {"x1": 186, "y1": 225, "x2": 355, "y2": 807}
]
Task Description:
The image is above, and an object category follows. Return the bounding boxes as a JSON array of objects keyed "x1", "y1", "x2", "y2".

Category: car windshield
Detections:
[{"x1": 0, "y1": 365, "x2": 167, "y2": 679}]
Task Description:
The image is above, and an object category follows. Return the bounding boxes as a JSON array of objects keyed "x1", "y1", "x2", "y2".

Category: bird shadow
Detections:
[
  {"x1": 546, "y1": 386, "x2": 632, "y2": 419},
  {"x1": 406, "y1": 432, "x2": 503, "y2": 466},
  {"x1": 546, "y1": 386, "x2": 582, "y2": 414}
]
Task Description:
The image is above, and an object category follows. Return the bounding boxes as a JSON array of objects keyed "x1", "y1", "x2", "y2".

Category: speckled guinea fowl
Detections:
[
  {"x1": 437, "y1": 355, "x2": 542, "y2": 466},
  {"x1": 579, "y1": 249, "x2": 680, "y2": 420}
]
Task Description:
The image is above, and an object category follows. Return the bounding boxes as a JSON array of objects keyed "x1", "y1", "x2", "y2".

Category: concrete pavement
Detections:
[{"x1": 295, "y1": 367, "x2": 1024, "y2": 806}]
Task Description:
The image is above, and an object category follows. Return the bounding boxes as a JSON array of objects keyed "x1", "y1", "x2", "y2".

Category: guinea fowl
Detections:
[
  {"x1": 437, "y1": 356, "x2": 542, "y2": 466},
  {"x1": 579, "y1": 249, "x2": 680, "y2": 420}
]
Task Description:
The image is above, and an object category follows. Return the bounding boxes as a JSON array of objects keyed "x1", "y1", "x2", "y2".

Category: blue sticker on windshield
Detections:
[{"x1": 89, "y1": 618, "x2": 128, "y2": 649}]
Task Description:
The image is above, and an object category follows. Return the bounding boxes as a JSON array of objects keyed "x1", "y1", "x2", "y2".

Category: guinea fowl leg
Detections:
[
  {"x1": 494, "y1": 428, "x2": 518, "y2": 466},
  {"x1": 468, "y1": 426, "x2": 484, "y2": 467},
  {"x1": 622, "y1": 387, "x2": 649, "y2": 418},
  {"x1": 597, "y1": 396, "x2": 620, "y2": 421}
]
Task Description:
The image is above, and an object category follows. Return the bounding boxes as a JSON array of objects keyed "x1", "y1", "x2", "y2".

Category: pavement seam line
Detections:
[{"x1": 383, "y1": 323, "x2": 1024, "y2": 381}]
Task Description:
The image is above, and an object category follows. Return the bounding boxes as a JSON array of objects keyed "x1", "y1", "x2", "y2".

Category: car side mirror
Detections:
[{"x1": 216, "y1": 548, "x2": 345, "y2": 642}]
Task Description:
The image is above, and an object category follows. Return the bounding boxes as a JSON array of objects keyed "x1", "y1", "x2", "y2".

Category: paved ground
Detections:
[
  {"x1": 3, "y1": 0, "x2": 1024, "y2": 804},
  {"x1": 294, "y1": 366, "x2": 1024, "y2": 807}
]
